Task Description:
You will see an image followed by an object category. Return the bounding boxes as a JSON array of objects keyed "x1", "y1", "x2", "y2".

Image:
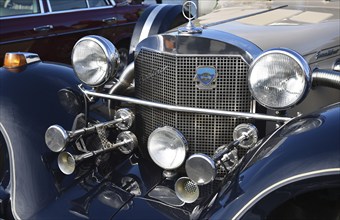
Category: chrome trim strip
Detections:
[
  {"x1": 48, "y1": 5, "x2": 114, "y2": 13},
  {"x1": 232, "y1": 168, "x2": 340, "y2": 220},
  {"x1": 79, "y1": 86, "x2": 291, "y2": 122},
  {"x1": 38, "y1": 0, "x2": 44, "y2": 13},
  {"x1": 0, "y1": 3, "x2": 114, "y2": 20},
  {"x1": 23, "y1": 52, "x2": 41, "y2": 64},
  {"x1": 140, "y1": 4, "x2": 167, "y2": 43},
  {"x1": 46, "y1": 0, "x2": 51, "y2": 12},
  {"x1": 110, "y1": 0, "x2": 116, "y2": 7},
  {"x1": 0, "y1": 13, "x2": 42, "y2": 20},
  {"x1": 0, "y1": 123, "x2": 19, "y2": 220}
]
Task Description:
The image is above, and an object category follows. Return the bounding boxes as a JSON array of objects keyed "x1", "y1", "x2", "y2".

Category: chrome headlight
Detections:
[
  {"x1": 248, "y1": 49, "x2": 311, "y2": 110},
  {"x1": 72, "y1": 35, "x2": 120, "y2": 87},
  {"x1": 147, "y1": 126, "x2": 188, "y2": 170}
]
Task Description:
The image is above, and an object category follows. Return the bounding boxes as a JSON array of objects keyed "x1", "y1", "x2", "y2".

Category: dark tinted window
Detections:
[
  {"x1": 49, "y1": 0, "x2": 87, "y2": 11},
  {"x1": 49, "y1": 0, "x2": 109, "y2": 11},
  {"x1": 0, "y1": 0, "x2": 40, "y2": 17},
  {"x1": 88, "y1": 0, "x2": 108, "y2": 7}
]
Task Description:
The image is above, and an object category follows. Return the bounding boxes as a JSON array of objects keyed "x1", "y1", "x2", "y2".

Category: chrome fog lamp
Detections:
[
  {"x1": 147, "y1": 126, "x2": 188, "y2": 170},
  {"x1": 45, "y1": 125, "x2": 68, "y2": 152},
  {"x1": 72, "y1": 35, "x2": 120, "y2": 87},
  {"x1": 248, "y1": 48, "x2": 311, "y2": 110}
]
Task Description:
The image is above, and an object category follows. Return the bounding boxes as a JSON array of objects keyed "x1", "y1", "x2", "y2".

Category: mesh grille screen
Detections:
[{"x1": 135, "y1": 49, "x2": 251, "y2": 157}]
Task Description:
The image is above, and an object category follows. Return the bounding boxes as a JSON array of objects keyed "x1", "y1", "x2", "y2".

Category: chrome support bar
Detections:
[{"x1": 79, "y1": 85, "x2": 291, "y2": 122}]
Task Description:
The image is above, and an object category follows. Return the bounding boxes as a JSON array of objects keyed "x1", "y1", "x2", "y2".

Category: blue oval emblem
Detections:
[{"x1": 194, "y1": 66, "x2": 217, "y2": 89}]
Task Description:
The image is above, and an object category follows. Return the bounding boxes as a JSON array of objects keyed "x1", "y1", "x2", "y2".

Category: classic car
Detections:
[
  {"x1": 0, "y1": 0, "x2": 339, "y2": 219},
  {"x1": 0, "y1": 0, "x2": 148, "y2": 69}
]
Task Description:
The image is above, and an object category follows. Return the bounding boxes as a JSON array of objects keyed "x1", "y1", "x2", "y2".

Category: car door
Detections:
[{"x1": 0, "y1": 0, "x2": 52, "y2": 65}]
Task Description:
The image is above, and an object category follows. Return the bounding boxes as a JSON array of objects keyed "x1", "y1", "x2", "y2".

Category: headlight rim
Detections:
[
  {"x1": 248, "y1": 48, "x2": 312, "y2": 110},
  {"x1": 71, "y1": 35, "x2": 120, "y2": 87}
]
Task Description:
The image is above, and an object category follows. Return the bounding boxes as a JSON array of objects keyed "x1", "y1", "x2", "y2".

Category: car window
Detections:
[
  {"x1": 0, "y1": 0, "x2": 40, "y2": 17},
  {"x1": 49, "y1": 0, "x2": 109, "y2": 12},
  {"x1": 88, "y1": 0, "x2": 108, "y2": 7},
  {"x1": 49, "y1": 0, "x2": 87, "y2": 11},
  {"x1": 114, "y1": 0, "x2": 133, "y2": 6}
]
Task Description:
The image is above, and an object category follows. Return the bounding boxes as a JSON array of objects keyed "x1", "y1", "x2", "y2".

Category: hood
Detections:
[{"x1": 196, "y1": 0, "x2": 340, "y2": 59}]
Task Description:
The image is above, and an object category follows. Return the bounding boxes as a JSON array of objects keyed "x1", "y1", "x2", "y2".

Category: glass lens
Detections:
[
  {"x1": 148, "y1": 127, "x2": 187, "y2": 170},
  {"x1": 249, "y1": 53, "x2": 306, "y2": 109},
  {"x1": 72, "y1": 40, "x2": 109, "y2": 86}
]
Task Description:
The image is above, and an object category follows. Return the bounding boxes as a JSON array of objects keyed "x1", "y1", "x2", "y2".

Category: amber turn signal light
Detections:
[
  {"x1": 3, "y1": 53, "x2": 27, "y2": 68},
  {"x1": 3, "y1": 52, "x2": 41, "y2": 69}
]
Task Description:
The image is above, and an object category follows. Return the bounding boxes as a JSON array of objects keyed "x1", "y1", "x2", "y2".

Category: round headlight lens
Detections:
[
  {"x1": 72, "y1": 35, "x2": 120, "y2": 87},
  {"x1": 248, "y1": 49, "x2": 311, "y2": 110},
  {"x1": 148, "y1": 126, "x2": 187, "y2": 170}
]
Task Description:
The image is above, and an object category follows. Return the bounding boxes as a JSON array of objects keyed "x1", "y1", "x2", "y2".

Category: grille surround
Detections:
[{"x1": 135, "y1": 48, "x2": 252, "y2": 157}]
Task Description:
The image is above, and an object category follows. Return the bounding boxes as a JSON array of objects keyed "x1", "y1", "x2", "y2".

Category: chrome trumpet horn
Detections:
[
  {"x1": 186, "y1": 124, "x2": 258, "y2": 185},
  {"x1": 174, "y1": 177, "x2": 199, "y2": 204},
  {"x1": 58, "y1": 131, "x2": 137, "y2": 175},
  {"x1": 45, "y1": 108, "x2": 134, "y2": 152}
]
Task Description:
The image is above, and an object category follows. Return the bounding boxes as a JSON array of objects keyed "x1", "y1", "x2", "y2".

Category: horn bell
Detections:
[
  {"x1": 174, "y1": 177, "x2": 199, "y2": 204},
  {"x1": 58, "y1": 151, "x2": 77, "y2": 175}
]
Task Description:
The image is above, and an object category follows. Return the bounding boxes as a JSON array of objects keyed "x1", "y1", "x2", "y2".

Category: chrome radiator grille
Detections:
[{"x1": 135, "y1": 48, "x2": 252, "y2": 157}]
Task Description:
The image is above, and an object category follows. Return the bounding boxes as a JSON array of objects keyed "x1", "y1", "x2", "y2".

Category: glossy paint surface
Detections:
[
  {"x1": 0, "y1": 62, "x2": 80, "y2": 219},
  {"x1": 205, "y1": 103, "x2": 340, "y2": 219}
]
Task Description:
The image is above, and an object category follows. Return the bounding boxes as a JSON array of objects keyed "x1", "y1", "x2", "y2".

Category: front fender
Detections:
[
  {"x1": 0, "y1": 61, "x2": 80, "y2": 219},
  {"x1": 207, "y1": 103, "x2": 340, "y2": 219},
  {"x1": 129, "y1": 4, "x2": 187, "y2": 56}
]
